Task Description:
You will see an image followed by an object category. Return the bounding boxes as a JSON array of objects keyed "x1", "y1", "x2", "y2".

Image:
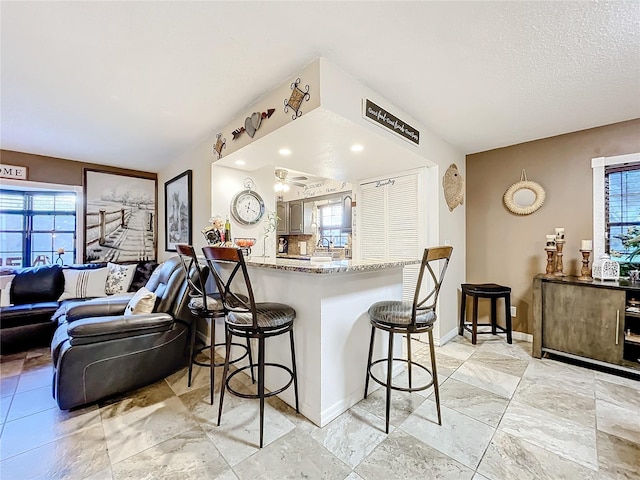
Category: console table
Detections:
[{"x1": 533, "y1": 274, "x2": 640, "y2": 374}]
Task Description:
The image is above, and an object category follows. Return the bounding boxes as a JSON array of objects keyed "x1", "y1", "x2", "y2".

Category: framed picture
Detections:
[
  {"x1": 164, "y1": 170, "x2": 193, "y2": 251},
  {"x1": 84, "y1": 169, "x2": 157, "y2": 263}
]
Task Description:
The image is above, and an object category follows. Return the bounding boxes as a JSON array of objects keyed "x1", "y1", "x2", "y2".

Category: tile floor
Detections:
[{"x1": 0, "y1": 336, "x2": 639, "y2": 480}]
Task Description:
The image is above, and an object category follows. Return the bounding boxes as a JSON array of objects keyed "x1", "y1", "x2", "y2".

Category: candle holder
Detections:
[
  {"x1": 544, "y1": 248, "x2": 556, "y2": 277},
  {"x1": 578, "y1": 249, "x2": 593, "y2": 281},
  {"x1": 55, "y1": 253, "x2": 64, "y2": 265},
  {"x1": 554, "y1": 239, "x2": 566, "y2": 276}
]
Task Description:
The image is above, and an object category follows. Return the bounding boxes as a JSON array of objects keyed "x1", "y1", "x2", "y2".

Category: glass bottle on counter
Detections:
[{"x1": 225, "y1": 217, "x2": 232, "y2": 245}]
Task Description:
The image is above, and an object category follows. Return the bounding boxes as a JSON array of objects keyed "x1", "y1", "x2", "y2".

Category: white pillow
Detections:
[
  {"x1": 0, "y1": 281, "x2": 12, "y2": 307},
  {"x1": 124, "y1": 287, "x2": 157, "y2": 316},
  {"x1": 105, "y1": 262, "x2": 136, "y2": 295},
  {"x1": 0, "y1": 275, "x2": 14, "y2": 290},
  {"x1": 58, "y1": 268, "x2": 109, "y2": 301}
]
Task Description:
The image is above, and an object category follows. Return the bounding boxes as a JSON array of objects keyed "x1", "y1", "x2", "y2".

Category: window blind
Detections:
[{"x1": 605, "y1": 162, "x2": 640, "y2": 257}]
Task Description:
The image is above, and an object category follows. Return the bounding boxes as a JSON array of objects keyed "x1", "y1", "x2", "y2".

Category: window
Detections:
[
  {"x1": 606, "y1": 162, "x2": 640, "y2": 264},
  {"x1": 318, "y1": 203, "x2": 348, "y2": 247},
  {"x1": 0, "y1": 189, "x2": 77, "y2": 268}
]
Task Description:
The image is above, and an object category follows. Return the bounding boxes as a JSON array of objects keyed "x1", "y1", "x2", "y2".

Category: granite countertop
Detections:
[{"x1": 245, "y1": 256, "x2": 420, "y2": 274}]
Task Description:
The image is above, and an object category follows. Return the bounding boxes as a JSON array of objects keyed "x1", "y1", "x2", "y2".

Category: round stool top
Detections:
[{"x1": 462, "y1": 283, "x2": 511, "y2": 295}]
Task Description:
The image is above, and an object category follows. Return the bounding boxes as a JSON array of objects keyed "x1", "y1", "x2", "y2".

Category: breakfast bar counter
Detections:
[
  {"x1": 246, "y1": 256, "x2": 418, "y2": 274},
  {"x1": 221, "y1": 256, "x2": 418, "y2": 427}
]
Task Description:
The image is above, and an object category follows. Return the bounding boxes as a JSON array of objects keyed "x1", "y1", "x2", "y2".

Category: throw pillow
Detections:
[
  {"x1": 124, "y1": 287, "x2": 157, "y2": 316},
  {"x1": 58, "y1": 268, "x2": 109, "y2": 301},
  {"x1": 105, "y1": 262, "x2": 136, "y2": 295},
  {"x1": 0, "y1": 281, "x2": 12, "y2": 307}
]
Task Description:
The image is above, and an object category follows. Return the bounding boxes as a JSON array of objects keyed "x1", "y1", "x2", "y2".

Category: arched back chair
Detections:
[
  {"x1": 175, "y1": 244, "x2": 252, "y2": 404},
  {"x1": 364, "y1": 245, "x2": 453, "y2": 433},
  {"x1": 202, "y1": 246, "x2": 298, "y2": 448}
]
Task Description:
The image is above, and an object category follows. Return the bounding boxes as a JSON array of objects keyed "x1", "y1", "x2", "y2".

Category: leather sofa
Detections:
[
  {"x1": 0, "y1": 261, "x2": 158, "y2": 353},
  {"x1": 51, "y1": 257, "x2": 196, "y2": 410},
  {"x1": 0, "y1": 264, "x2": 66, "y2": 352}
]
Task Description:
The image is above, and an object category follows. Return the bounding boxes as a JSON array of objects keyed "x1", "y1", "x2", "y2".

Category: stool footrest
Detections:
[
  {"x1": 367, "y1": 357, "x2": 435, "y2": 393},
  {"x1": 226, "y1": 363, "x2": 294, "y2": 399},
  {"x1": 461, "y1": 323, "x2": 509, "y2": 335},
  {"x1": 192, "y1": 342, "x2": 250, "y2": 368}
]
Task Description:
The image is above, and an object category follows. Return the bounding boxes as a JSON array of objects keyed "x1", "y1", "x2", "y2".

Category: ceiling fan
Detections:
[{"x1": 274, "y1": 169, "x2": 308, "y2": 192}]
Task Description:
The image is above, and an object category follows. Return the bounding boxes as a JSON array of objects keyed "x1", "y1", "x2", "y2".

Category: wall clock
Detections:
[{"x1": 230, "y1": 178, "x2": 265, "y2": 226}]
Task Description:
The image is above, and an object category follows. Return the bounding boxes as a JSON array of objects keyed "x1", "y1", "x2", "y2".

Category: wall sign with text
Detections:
[
  {"x1": 0, "y1": 164, "x2": 27, "y2": 180},
  {"x1": 363, "y1": 98, "x2": 420, "y2": 146}
]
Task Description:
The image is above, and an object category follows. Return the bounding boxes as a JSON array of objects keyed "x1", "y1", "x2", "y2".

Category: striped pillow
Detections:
[{"x1": 58, "y1": 268, "x2": 108, "y2": 301}]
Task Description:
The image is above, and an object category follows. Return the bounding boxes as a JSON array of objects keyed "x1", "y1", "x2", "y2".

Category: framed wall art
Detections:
[
  {"x1": 164, "y1": 170, "x2": 192, "y2": 251},
  {"x1": 84, "y1": 169, "x2": 157, "y2": 263}
]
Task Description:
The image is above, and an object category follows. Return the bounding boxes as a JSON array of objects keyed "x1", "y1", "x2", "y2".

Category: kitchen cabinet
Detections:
[
  {"x1": 533, "y1": 275, "x2": 639, "y2": 372},
  {"x1": 289, "y1": 200, "x2": 304, "y2": 234},
  {"x1": 276, "y1": 201, "x2": 289, "y2": 235},
  {"x1": 288, "y1": 200, "x2": 314, "y2": 235}
]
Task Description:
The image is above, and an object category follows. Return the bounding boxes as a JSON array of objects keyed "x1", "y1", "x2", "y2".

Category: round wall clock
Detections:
[{"x1": 230, "y1": 178, "x2": 265, "y2": 226}]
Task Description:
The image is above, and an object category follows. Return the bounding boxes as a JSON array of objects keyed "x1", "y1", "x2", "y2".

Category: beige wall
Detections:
[
  {"x1": 0, "y1": 150, "x2": 156, "y2": 185},
  {"x1": 466, "y1": 119, "x2": 640, "y2": 334}
]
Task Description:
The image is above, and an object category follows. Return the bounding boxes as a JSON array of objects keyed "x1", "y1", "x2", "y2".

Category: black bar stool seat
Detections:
[{"x1": 459, "y1": 283, "x2": 512, "y2": 345}]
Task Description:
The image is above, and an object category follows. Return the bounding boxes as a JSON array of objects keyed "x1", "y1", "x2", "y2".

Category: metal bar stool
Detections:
[
  {"x1": 364, "y1": 246, "x2": 453, "y2": 433},
  {"x1": 203, "y1": 246, "x2": 299, "y2": 448},
  {"x1": 175, "y1": 244, "x2": 253, "y2": 405},
  {"x1": 459, "y1": 283, "x2": 512, "y2": 345}
]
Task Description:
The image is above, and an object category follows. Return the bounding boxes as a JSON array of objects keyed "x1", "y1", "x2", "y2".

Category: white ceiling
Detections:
[{"x1": 1, "y1": 1, "x2": 639, "y2": 172}]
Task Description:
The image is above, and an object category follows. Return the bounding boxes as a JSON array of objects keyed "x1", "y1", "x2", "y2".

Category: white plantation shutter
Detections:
[
  {"x1": 360, "y1": 182, "x2": 386, "y2": 260},
  {"x1": 358, "y1": 170, "x2": 425, "y2": 301},
  {"x1": 388, "y1": 174, "x2": 419, "y2": 260}
]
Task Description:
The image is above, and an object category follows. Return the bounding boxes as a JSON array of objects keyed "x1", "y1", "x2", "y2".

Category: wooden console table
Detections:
[{"x1": 533, "y1": 274, "x2": 640, "y2": 374}]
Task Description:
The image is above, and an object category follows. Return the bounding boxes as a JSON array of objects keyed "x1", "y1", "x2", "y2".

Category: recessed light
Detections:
[
  {"x1": 351, "y1": 144, "x2": 364, "y2": 152},
  {"x1": 234, "y1": 160, "x2": 246, "y2": 165},
  {"x1": 279, "y1": 148, "x2": 292, "y2": 156}
]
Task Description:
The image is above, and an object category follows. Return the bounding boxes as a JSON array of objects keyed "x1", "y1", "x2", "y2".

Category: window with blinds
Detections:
[
  {"x1": 0, "y1": 190, "x2": 77, "y2": 268},
  {"x1": 605, "y1": 162, "x2": 640, "y2": 264}
]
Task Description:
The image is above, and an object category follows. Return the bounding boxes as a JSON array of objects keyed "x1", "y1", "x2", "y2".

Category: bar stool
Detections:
[
  {"x1": 175, "y1": 244, "x2": 252, "y2": 405},
  {"x1": 202, "y1": 246, "x2": 299, "y2": 448},
  {"x1": 365, "y1": 246, "x2": 453, "y2": 433},
  {"x1": 459, "y1": 283, "x2": 512, "y2": 345}
]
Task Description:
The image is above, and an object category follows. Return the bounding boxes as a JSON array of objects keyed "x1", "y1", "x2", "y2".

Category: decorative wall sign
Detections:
[
  {"x1": 0, "y1": 164, "x2": 27, "y2": 180},
  {"x1": 363, "y1": 98, "x2": 420, "y2": 145},
  {"x1": 213, "y1": 133, "x2": 226, "y2": 159},
  {"x1": 284, "y1": 77, "x2": 310, "y2": 120},
  {"x1": 232, "y1": 109, "x2": 276, "y2": 140},
  {"x1": 443, "y1": 164, "x2": 464, "y2": 212}
]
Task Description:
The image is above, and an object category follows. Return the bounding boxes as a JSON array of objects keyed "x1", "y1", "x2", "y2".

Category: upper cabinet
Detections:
[
  {"x1": 289, "y1": 200, "x2": 304, "y2": 234},
  {"x1": 276, "y1": 201, "x2": 289, "y2": 235}
]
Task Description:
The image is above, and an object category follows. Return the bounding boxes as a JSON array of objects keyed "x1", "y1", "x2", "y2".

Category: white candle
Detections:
[
  {"x1": 581, "y1": 239, "x2": 592, "y2": 251},
  {"x1": 57, "y1": 247, "x2": 65, "y2": 254},
  {"x1": 555, "y1": 227, "x2": 565, "y2": 240},
  {"x1": 545, "y1": 235, "x2": 556, "y2": 248}
]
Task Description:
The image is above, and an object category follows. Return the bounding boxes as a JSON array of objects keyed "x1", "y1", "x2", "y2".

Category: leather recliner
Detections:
[{"x1": 51, "y1": 257, "x2": 196, "y2": 410}]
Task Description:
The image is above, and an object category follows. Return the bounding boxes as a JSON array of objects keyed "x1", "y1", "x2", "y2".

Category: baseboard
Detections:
[
  {"x1": 436, "y1": 327, "x2": 459, "y2": 346},
  {"x1": 512, "y1": 331, "x2": 532, "y2": 342}
]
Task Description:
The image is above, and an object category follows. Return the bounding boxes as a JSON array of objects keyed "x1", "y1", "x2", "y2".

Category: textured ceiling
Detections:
[{"x1": 1, "y1": 1, "x2": 639, "y2": 172}]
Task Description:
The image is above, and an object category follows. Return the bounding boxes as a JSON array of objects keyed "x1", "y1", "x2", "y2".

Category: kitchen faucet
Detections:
[{"x1": 317, "y1": 236, "x2": 331, "y2": 250}]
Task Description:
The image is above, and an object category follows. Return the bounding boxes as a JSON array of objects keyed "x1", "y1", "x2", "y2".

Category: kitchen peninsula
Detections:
[{"x1": 228, "y1": 255, "x2": 420, "y2": 427}]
